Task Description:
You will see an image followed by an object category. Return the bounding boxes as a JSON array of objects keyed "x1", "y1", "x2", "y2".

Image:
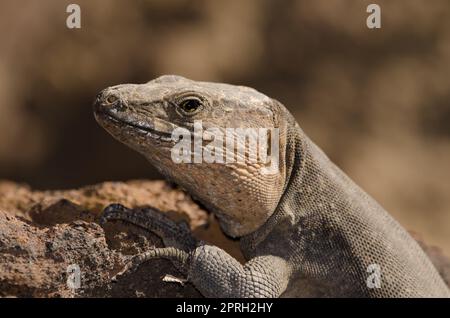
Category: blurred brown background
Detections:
[{"x1": 0, "y1": 0, "x2": 449, "y2": 254}]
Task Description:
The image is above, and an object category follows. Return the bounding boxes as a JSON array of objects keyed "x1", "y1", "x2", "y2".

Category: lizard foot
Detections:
[{"x1": 100, "y1": 203, "x2": 197, "y2": 251}]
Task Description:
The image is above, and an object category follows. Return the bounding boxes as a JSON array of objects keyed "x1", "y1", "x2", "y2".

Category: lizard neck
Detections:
[
  {"x1": 241, "y1": 117, "x2": 305, "y2": 252},
  {"x1": 241, "y1": 120, "x2": 347, "y2": 254}
]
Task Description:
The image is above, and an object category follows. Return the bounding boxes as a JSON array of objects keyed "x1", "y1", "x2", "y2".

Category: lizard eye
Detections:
[
  {"x1": 105, "y1": 95, "x2": 119, "y2": 104},
  {"x1": 178, "y1": 98, "x2": 202, "y2": 114}
]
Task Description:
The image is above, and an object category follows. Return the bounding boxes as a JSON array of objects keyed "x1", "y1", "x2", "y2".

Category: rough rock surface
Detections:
[
  {"x1": 0, "y1": 180, "x2": 448, "y2": 297},
  {"x1": 0, "y1": 180, "x2": 243, "y2": 297}
]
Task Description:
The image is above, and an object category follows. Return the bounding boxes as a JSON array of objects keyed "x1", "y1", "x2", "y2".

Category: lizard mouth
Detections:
[{"x1": 95, "y1": 109, "x2": 173, "y2": 142}]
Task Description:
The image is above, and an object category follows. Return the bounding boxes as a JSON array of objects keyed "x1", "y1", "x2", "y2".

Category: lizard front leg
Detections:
[
  {"x1": 101, "y1": 204, "x2": 291, "y2": 297},
  {"x1": 188, "y1": 244, "x2": 292, "y2": 297}
]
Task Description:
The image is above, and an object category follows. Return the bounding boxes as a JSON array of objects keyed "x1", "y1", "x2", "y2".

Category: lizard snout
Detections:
[
  {"x1": 95, "y1": 90, "x2": 120, "y2": 106},
  {"x1": 93, "y1": 90, "x2": 125, "y2": 115}
]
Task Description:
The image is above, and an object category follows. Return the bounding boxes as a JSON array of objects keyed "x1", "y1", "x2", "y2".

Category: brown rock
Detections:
[{"x1": 0, "y1": 180, "x2": 219, "y2": 297}]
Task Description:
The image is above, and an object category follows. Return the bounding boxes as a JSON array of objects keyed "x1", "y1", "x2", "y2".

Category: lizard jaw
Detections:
[{"x1": 94, "y1": 109, "x2": 173, "y2": 142}]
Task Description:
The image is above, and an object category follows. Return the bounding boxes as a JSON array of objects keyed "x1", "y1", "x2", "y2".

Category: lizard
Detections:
[{"x1": 93, "y1": 74, "x2": 450, "y2": 297}]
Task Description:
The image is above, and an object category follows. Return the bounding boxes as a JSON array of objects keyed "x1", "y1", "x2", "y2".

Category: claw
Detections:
[
  {"x1": 100, "y1": 203, "x2": 128, "y2": 225},
  {"x1": 104, "y1": 203, "x2": 128, "y2": 215},
  {"x1": 110, "y1": 255, "x2": 137, "y2": 282}
]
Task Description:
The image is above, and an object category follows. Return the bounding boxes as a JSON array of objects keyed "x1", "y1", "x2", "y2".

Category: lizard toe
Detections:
[{"x1": 100, "y1": 203, "x2": 129, "y2": 224}]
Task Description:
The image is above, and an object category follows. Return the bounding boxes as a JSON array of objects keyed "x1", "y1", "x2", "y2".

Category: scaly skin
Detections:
[{"x1": 94, "y1": 75, "x2": 450, "y2": 297}]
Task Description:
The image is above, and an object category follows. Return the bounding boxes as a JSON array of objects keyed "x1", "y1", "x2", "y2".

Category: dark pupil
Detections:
[{"x1": 181, "y1": 99, "x2": 200, "y2": 112}]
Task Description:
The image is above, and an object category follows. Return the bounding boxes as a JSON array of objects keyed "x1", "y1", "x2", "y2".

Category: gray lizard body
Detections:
[{"x1": 94, "y1": 75, "x2": 450, "y2": 297}]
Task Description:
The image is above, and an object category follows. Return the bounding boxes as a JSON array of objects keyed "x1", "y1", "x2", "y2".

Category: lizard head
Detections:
[{"x1": 94, "y1": 75, "x2": 292, "y2": 237}]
